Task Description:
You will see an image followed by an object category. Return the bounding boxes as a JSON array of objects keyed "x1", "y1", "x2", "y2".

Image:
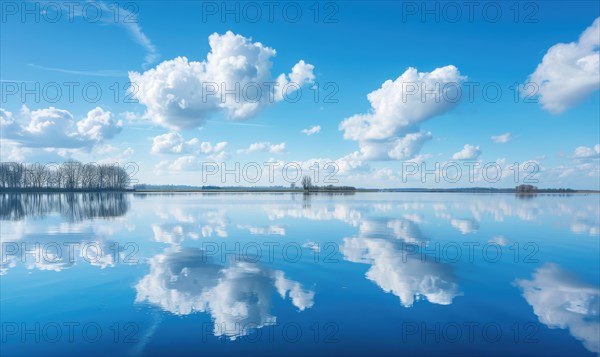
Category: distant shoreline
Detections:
[{"x1": 1, "y1": 188, "x2": 598, "y2": 194}]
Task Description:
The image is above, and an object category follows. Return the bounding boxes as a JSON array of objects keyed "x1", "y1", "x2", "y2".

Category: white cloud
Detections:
[
  {"x1": 151, "y1": 132, "x2": 229, "y2": 164},
  {"x1": 515, "y1": 264, "x2": 600, "y2": 354},
  {"x1": 200, "y1": 141, "x2": 228, "y2": 155},
  {"x1": 491, "y1": 133, "x2": 512, "y2": 144},
  {"x1": 273, "y1": 60, "x2": 315, "y2": 102},
  {"x1": 528, "y1": 17, "x2": 600, "y2": 114},
  {"x1": 151, "y1": 133, "x2": 196, "y2": 154},
  {"x1": 451, "y1": 144, "x2": 481, "y2": 160},
  {"x1": 387, "y1": 131, "x2": 433, "y2": 160},
  {"x1": 120, "y1": 111, "x2": 147, "y2": 124},
  {"x1": 237, "y1": 142, "x2": 286, "y2": 154},
  {"x1": 339, "y1": 66, "x2": 464, "y2": 161},
  {"x1": 76, "y1": 107, "x2": 123, "y2": 141},
  {"x1": 1, "y1": 106, "x2": 122, "y2": 150},
  {"x1": 301, "y1": 125, "x2": 321, "y2": 135},
  {"x1": 574, "y1": 144, "x2": 600, "y2": 159},
  {"x1": 91, "y1": 144, "x2": 135, "y2": 165},
  {"x1": 129, "y1": 31, "x2": 315, "y2": 130}
]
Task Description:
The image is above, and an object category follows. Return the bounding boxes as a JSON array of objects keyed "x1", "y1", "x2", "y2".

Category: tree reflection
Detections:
[{"x1": 0, "y1": 193, "x2": 129, "y2": 221}]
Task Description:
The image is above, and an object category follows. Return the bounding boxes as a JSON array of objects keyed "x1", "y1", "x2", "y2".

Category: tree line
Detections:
[
  {"x1": 515, "y1": 184, "x2": 538, "y2": 193},
  {"x1": 300, "y1": 175, "x2": 355, "y2": 191},
  {"x1": 0, "y1": 162, "x2": 131, "y2": 190}
]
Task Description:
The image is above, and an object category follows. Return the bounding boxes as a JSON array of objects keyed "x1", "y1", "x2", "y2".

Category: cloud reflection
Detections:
[
  {"x1": 342, "y1": 217, "x2": 461, "y2": 307},
  {"x1": 515, "y1": 263, "x2": 600, "y2": 354},
  {"x1": 135, "y1": 246, "x2": 314, "y2": 340}
]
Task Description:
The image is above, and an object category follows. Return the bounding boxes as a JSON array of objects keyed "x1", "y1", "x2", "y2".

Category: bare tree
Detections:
[
  {"x1": 28, "y1": 163, "x2": 49, "y2": 188},
  {"x1": 62, "y1": 161, "x2": 82, "y2": 189},
  {"x1": 0, "y1": 161, "x2": 132, "y2": 191},
  {"x1": 80, "y1": 163, "x2": 94, "y2": 189},
  {"x1": 301, "y1": 175, "x2": 312, "y2": 191},
  {"x1": 0, "y1": 163, "x2": 25, "y2": 188}
]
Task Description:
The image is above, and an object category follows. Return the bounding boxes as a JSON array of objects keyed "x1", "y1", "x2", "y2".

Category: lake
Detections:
[{"x1": 1, "y1": 192, "x2": 599, "y2": 356}]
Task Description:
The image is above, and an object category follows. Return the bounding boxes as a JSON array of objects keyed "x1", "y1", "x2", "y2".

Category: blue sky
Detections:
[{"x1": 1, "y1": 1, "x2": 599, "y2": 188}]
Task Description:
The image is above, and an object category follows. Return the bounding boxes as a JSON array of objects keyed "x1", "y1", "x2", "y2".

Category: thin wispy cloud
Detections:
[
  {"x1": 491, "y1": 133, "x2": 512, "y2": 144},
  {"x1": 237, "y1": 142, "x2": 286, "y2": 154},
  {"x1": 0, "y1": 79, "x2": 35, "y2": 83},
  {"x1": 301, "y1": 125, "x2": 321, "y2": 135},
  {"x1": 96, "y1": 2, "x2": 160, "y2": 68},
  {"x1": 27, "y1": 64, "x2": 126, "y2": 77},
  {"x1": 206, "y1": 120, "x2": 273, "y2": 128},
  {"x1": 49, "y1": 1, "x2": 160, "y2": 69}
]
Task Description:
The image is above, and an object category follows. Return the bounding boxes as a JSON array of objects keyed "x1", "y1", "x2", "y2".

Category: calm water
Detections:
[{"x1": 1, "y1": 192, "x2": 599, "y2": 356}]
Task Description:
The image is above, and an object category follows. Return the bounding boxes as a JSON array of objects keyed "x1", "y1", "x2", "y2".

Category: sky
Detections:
[{"x1": 1, "y1": 0, "x2": 599, "y2": 189}]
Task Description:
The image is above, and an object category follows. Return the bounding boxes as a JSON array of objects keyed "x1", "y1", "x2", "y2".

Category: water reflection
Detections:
[
  {"x1": 135, "y1": 246, "x2": 314, "y2": 340},
  {"x1": 0, "y1": 229, "x2": 132, "y2": 275},
  {"x1": 266, "y1": 202, "x2": 363, "y2": 227},
  {"x1": 341, "y1": 217, "x2": 461, "y2": 307},
  {"x1": 515, "y1": 264, "x2": 600, "y2": 354},
  {"x1": 0, "y1": 195, "x2": 135, "y2": 275},
  {"x1": 236, "y1": 224, "x2": 286, "y2": 236},
  {"x1": 449, "y1": 218, "x2": 479, "y2": 234},
  {"x1": 2, "y1": 193, "x2": 599, "y2": 355},
  {"x1": 0, "y1": 193, "x2": 129, "y2": 221},
  {"x1": 151, "y1": 207, "x2": 229, "y2": 240}
]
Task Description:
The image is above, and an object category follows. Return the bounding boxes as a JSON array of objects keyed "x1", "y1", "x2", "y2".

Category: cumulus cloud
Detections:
[
  {"x1": 515, "y1": 263, "x2": 600, "y2": 353},
  {"x1": 200, "y1": 141, "x2": 228, "y2": 156},
  {"x1": 76, "y1": 107, "x2": 123, "y2": 141},
  {"x1": 151, "y1": 132, "x2": 229, "y2": 165},
  {"x1": 0, "y1": 106, "x2": 122, "y2": 150},
  {"x1": 237, "y1": 142, "x2": 286, "y2": 154},
  {"x1": 151, "y1": 133, "x2": 196, "y2": 154},
  {"x1": 339, "y1": 66, "x2": 465, "y2": 161},
  {"x1": 129, "y1": 31, "x2": 315, "y2": 130},
  {"x1": 451, "y1": 144, "x2": 481, "y2": 160},
  {"x1": 573, "y1": 144, "x2": 600, "y2": 160},
  {"x1": 387, "y1": 131, "x2": 433, "y2": 160},
  {"x1": 528, "y1": 17, "x2": 600, "y2": 114},
  {"x1": 0, "y1": 108, "x2": 15, "y2": 126},
  {"x1": 491, "y1": 133, "x2": 512, "y2": 144},
  {"x1": 301, "y1": 125, "x2": 321, "y2": 135}
]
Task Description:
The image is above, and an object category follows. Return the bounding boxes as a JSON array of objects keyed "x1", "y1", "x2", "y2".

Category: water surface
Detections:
[{"x1": 1, "y1": 192, "x2": 599, "y2": 356}]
